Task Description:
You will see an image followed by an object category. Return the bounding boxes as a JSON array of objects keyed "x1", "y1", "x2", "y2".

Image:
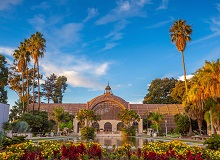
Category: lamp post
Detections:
[{"x1": 165, "y1": 120, "x2": 167, "y2": 137}]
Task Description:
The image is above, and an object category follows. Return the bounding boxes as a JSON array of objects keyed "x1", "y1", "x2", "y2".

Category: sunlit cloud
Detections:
[
  {"x1": 156, "y1": 0, "x2": 169, "y2": 10},
  {"x1": 0, "y1": 46, "x2": 14, "y2": 56},
  {"x1": 95, "y1": 0, "x2": 150, "y2": 25},
  {"x1": 40, "y1": 53, "x2": 111, "y2": 90},
  {"x1": 83, "y1": 8, "x2": 99, "y2": 23},
  {"x1": 101, "y1": 43, "x2": 118, "y2": 51},
  {"x1": 146, "y1": 17, "x2": 174, "y2": 29},
  {"x1": 178, "y1": 74, "x2": 194, "y2": 81},
  {"x1": 0, "y1": 0, "x2": 22, "y2": 11}
]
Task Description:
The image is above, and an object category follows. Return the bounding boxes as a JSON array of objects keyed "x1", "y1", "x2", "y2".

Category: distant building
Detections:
[
  {"x1": 0, "y1": 103, "x2": 10, "y2": 132},
  {"x1": 29, "y1": 84, "x2": 184, "y2": 133}
]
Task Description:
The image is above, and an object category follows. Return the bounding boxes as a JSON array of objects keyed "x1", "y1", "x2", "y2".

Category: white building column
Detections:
[
  {"x1": 138, "y1": 119, "x2": 143, "y2": 133},
  {"x1": 73, "y1": 117, "x2": 78, "y2": 133}
]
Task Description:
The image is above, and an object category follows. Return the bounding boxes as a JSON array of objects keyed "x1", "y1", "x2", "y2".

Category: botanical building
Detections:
[{"x1": 30, "y1": 84, "x2": 184, "y2": 134}]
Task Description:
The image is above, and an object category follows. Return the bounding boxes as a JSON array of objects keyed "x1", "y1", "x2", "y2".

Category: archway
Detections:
[
  {"x1": 104, "y1": 122, "x2": 112, "y2": 131},
  {"x1": 117, "y1": 122, "x2": 124, "y2": 131},
  {"x1": 77, "y1": 122, "x2": 82, "y2": 133}
]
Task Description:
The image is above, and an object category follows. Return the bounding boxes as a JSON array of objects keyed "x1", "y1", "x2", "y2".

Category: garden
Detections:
[{"x1": 1, "y1": 138, "x2": 220, "y2": 160}]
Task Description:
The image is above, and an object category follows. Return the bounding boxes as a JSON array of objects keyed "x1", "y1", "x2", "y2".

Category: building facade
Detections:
[
  {"x1": 0, "y1": 103, "x2": 10, "y2": 132},
  {"x1": 30, "y1": 84, "x2": 184, "y2": 133}
]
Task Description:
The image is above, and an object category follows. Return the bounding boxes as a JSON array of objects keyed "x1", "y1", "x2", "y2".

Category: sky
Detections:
[{"x1": 0, "y1": 0, "x2": 220, "y2": 107}]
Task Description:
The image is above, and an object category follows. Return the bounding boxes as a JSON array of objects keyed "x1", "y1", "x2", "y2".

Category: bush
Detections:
[
  {"x1": 123, "y1": 126, "x2": 136, "y2": 136},
  {"x1": 204, "y1": 134, "x2": 220, "y2": 150},
  {"x1": 1, "y1": 135, "x2": 27, "y2": 149},
  {"x1": 81, "y1": 127, "x2": 95, "y2": 139}
]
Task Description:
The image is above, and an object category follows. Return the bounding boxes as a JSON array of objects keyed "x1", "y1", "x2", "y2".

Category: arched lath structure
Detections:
[{"x1": 88, "y1": 84, "x2": 129, "y2": 120}]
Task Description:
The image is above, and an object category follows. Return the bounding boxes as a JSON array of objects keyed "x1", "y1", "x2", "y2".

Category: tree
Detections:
[
  {"x1": 0, "y1": 54, "x2": 8, "y2": 103},
  {"x1": 53, "y1": 76, "x2": 67, "y2": 103},
  {"x1": 41, "y1": 73, "x2": 57, "y2": 103},
  {"x1": 117, "y1": 109, "x2": 140, "y2": 136},
  {"x1": 148, "y1": 111, "x2": 163, "y2": 133},
  {"x1": 169, "y1": 19, "x2": 192, "y2": 94},
  {"x1": 19, "y1": 110, "x2": 55, "y2": 134},
  {"x1": 27, "y1": 32, "x2": 46, "y2": 111},
  {"x1": 174, "y1": 113, "x2": 189, "y2": 135},
  {"x1": 52, "y1": 106, "x2": 74, "y2": 132},
  {"x1": 143, "y1": 78, "x2": 178, "y2": 104},
  {"x1": 8, "y1": 101, "x2": 23, "y2": 122},
  {"x1": 77, "y1": 109, "x2": 100, "y2": 127},
  {"x1": 13, "y1": 41, "x2": 31, "y2": 112},
  {"x1": 41, "y1": 74, "x2": 68, "y2": 103}
]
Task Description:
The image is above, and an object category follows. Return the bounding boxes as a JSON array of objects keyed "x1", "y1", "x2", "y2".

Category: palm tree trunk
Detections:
[
  {"x1": 37, "y1": 61, "x2": 41, "y2": 111},
  {"x1": 21, "y1": 72, "x2": 25, "y2": 113},
  {"x1": 188, "y1": 117, "x2": 193, "y2": 136},
  {"x1": 181, "y1": 51, "x2": 188, "y2": 94},
  {"x1": 32, "y1": 63, "x2": 36, "y2": 114},
  {"x1": 26, "y1": 66, "x2": 29, "y2": 112}
]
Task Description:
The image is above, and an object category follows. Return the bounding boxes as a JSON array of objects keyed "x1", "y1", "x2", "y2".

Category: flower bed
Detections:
[{"x1": 0, "y1": 140, "x2": 220, "y2": 159}]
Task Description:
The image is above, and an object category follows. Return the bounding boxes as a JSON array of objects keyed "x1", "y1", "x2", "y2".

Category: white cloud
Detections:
[
  {"x1": 32, "y1": 2, "x2": 50, "y2": 10},
  {"x1": 156, "y1": 0, "x2": 169, "y2": 10},
  {"x1": 40, "y1": 53, "x2": 110, "y2": 90},
  {"x1": 0, "y1": 0, "x2": 22, "y2": 11},
  {"x1": 101, "y1": 43, "x2": 118, "y2": 51},
  {"x1": 146, "y1": 17, "x2": 174, "y2": 29},
  {"x1": 83, "y1": 8, "x2": 99, "y2": 23},
  {"x1": 95, "y1": 0, "x2": 149, "y2": 25},
  {"x1": 0, "y1": 46, "x2": 14, "y2": 56},
  {"x1": 178, "y1": 74, "x2": 194, "y2": 81}
]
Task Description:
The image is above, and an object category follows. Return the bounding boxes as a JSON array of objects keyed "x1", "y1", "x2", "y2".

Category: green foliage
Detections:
[
  {"x1": 148, "y1": 112, "x2": 164, "y2": 133},
  {"x1": 204, "y1": 134, "x2": 220, "y2": 150},
  {"x1": 1, "y1": 135, "x2": 27, "y2": 149},
  {"x1": 0, "y1": 54, "x2": 8, "y2": 103},
  {"x1": 19, "y1": 111, "x2": 55, "y2": 134},
  {"x1": 9, "y1": 101, "x2": 23, "y2": 122},
  {"x1": 77, "y1": 109, "x2": 101, "y2": 127},
  {"x1": 143, "y1": 77, "x2": 178, "y2": 104},
  {"x1": 122, "y1": 126, "x2": 136, "y2": 136},
  {"x1": 41, "y1": 74, "x2": 68, "y2": 103},
  {"x1": 0, "y1": 132, "x2": 6, "y2": 147},
  {"x1": 174, "y1": 114, "x2": 189, "y2": 135},
  {"x1": 59, "y1": 120, "x2": 73, "y2": 130},
  {"x1": 2, "y1": 122, "x2": 12, "y2": 131},
  {"x1": 12, "y1": 121, "x2": 30, "y2": 133},
  {"x1": 81, "y1": 127, "x2": 95, "y2": 139}
]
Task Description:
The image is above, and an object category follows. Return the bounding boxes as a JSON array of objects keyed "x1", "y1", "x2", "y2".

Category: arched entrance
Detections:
[
  {"x1": 104, "y1": 122, "x2": 112, "y2": 131},
  {"x1": 77, "y1": 122, "x2": 82, "y2": 133},
  {"x1": 117, "y1": 122, "x2": 124, "y2": 131}
]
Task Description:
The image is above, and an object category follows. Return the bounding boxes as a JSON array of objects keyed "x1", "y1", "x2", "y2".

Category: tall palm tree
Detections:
[
  {"x1": 28, "y1": 32, "x2": 46, "y2": 112},
  {"x1": 169, "y1": 19, "x2": 192, "y2": 94},
  {"x1": 13, "y1": 42, "x2": 30, "y2": 113}
]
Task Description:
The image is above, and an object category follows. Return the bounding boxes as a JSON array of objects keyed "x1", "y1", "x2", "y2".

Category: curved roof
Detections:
[{"x1": 88, "y1": 92, "x2": 129, "y2": 110}]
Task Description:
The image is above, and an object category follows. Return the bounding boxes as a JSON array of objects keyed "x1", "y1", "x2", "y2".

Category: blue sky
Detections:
[{"x1": 0, "y1": 0, "x2": 220, "y2": 107}]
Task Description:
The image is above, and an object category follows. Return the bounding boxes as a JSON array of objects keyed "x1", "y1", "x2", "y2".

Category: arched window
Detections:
[
  {"x1": 117, "y1": 122, "x2": 124, "y2": 131},
  {"x1": 104, "y1": 122, "x2": 112, "y2": 131}
]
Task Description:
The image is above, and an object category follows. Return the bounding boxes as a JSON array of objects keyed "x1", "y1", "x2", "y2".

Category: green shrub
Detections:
[
  {"x1": 1, "y1": 135, "x2": 27, "y2": 149},
  {"x1": 81, "y1": 127, "x2": 95, "y2": 139},
  {"x1": 204, "y1": 134, "x2": 220, "y2": 150},
  {"x1": 122, "y1": 126, "x2": 136, "y2": 136}
]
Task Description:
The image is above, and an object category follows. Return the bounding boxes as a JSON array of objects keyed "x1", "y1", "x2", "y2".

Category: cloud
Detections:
[
  {"x1": 146, "y1": 17, "x2": 174, "y2": 29},
  {"x1": 40, "y1": 53, "x2": 111, "y2": 90},
  {"x1": 95, "y1": 0, "x2": 150, "y2": 25},
  {"x1": 28, "y1": 15, "x2": 83, "y2": 48},
  {"x1": 31, "y1": 2, "x2": 50, "y2": 10},
  {"x1": 178, "y1": 74, "x2": 194, "y2": 81},
  {"x1": 192, "y1": 4, "x2": 220, "y2": 44},
  {"x1": 101, "y1": 43, "x2": 118, "y2": 51},
  {"x1": 156, "y1": 0, "x2": 169, "y2": 10},
  {"x1": 83, "y1": 8, "x2": 99, "y2": 23},
  {"x1": 0, "y1": 0, "x2": 22, "y2": 11},
  {"x1": 0, "y1": 46, "x2": 14, "y2": 56}
]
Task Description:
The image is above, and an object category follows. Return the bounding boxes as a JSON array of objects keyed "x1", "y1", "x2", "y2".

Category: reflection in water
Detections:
[{"x1": 72, "y1": 136, "x2": 155, "y2": 147}]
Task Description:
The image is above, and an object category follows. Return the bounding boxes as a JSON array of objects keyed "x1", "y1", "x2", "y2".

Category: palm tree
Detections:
[
  {"x1": 13, "y1": 42, "x2": 30, "y2": 113},
  {"x1": 169, "y1": 19, "x2": 192, "y2": 94},
  {"x1": 28, "y1": 32, "x2": 46, "y2": 112},
  {"x1": 53, "y1": 107, "x2": 65, "y2": 133},
  {"x1": 148, "y1": 111, "x2": 163, "y2": 133}
]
